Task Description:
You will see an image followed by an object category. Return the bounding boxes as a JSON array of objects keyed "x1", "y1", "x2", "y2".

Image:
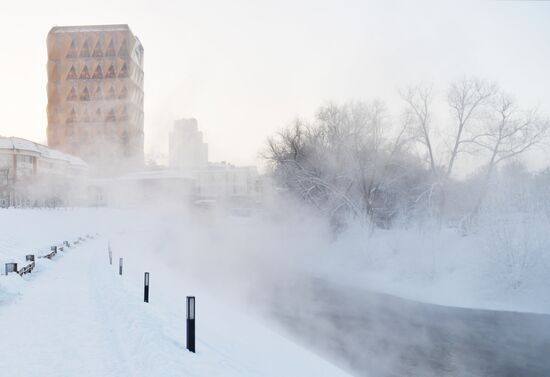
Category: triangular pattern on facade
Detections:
[
  {"x1": 66, "y1": 39, "x2": 78, "y2": 58},
  {"x1": 67, "y1": 66, "x2": 78, "y2": 80},
  {"x1": 93, "y1": 86, "x2": 103, "y2": 100},
  {"x1": 80, "y1": 86, "x2": 90, "y2": 101},
  {"x1": 66, "y1": 108, "x2": 77, "y2": 123},
  {"x1": 81, "y1": 107, "x2": 90, "y2": 122},
  {"x1": 106, "y1": 64, "x2": 117, "y2": 79},
  {"x1": 66, "y1": 87, "x2": 78, "y2": 101},
  {"x1": 107, "y1": 85, "x2": 116, "y2": 100},
  {"x1": 118, "y1": 86, "x2": 128, "y2": 99},
  {"x1": 79, "y1": 65, "x2": 91, "y2": 79},
  {"x1": 118, "y1": 39, "x2": 128, "y2": 57},
  {"x1": 92, "y1": 65, "x2": 104, "y2": 79},
  {"x1": 79, "y1": 39, "x2": 91, "y2": 58},
  {"x1": 119, "y1": 106, "x2": 128, "y2": 121},
  {"x1": 105, "y1": 109, "x2": 116, "y2": 122},
  {"x1": 92, "y1": 40, "x2": 103, "y2": 57},
  {"x1": 105, "y1": 39, "x2": 116, "y2": 57},
  {"x1": 118, "y1": 63, "x2": 129, "y2": 78}
]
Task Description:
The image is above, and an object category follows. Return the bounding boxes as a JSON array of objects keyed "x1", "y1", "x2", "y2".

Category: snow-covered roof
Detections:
[
  {"x1": 49, "y1": 24, "x2": 131, "y2": 34},
  {"x1": 0, "y1": 137, "x2": 40, "y2": 154},
  {"x1": 0, "y1": 137, "x2": 87, "y2": 168}
]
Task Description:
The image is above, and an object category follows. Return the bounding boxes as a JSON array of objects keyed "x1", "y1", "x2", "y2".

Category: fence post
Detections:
[
  {"x1": 108, "y1": 242, "x2": 112, "y2": 265},
  {"x1": 26, "y1": 255, "x2": 35, "y2": 262},
  {"x1": 51, "y1": 245, "x2": 57, "y2": 253},
  {"x1": 144, "y1": 272, "x2": 150, "y2": 303},
  {"x1": 119, "y1": 258, "x2": 123, "y2": 275},
  {"x1": 5, "y1": 263, "x2": 17, "y2": 276},
  {"x1": 187, "y1": 296, "x2": 196, "y2": 353}
]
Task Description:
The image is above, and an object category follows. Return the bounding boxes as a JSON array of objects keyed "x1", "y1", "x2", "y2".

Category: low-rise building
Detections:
[{"x1": 0, "y1": 137, "x2": 88, "y2": 206}]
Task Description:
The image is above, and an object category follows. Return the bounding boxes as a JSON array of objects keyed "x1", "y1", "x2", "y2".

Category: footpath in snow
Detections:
[{"x1": 0, "y1": 223, "x2": 350, "y2": 377}]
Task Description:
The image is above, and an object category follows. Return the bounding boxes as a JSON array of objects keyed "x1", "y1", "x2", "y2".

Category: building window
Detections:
[
  {"x1": 118, "y1": 39, "x2": 128, "y2": 57},
  {"x1": 93, "y1": 86, "x2": 103, "y2": 100},
  {"x1": 66, "y1": 108, "x2": 77, "y2": 124},
  {"x1": 66, "y1": 65, "x2": 78, "y2": 80},
  {"x1": 118, "y1": 63, "x2": 129, "y2": 78},
  {"x1": 106, "y1": 85, "x2": 116, "y2": 100},
  {"x1": 66, "y1": 39, "x2": 78, "y2": 58},
  {"x1": 80, "y1": 86, "x2": 90, "y2": 101},
  {"x1": 105, "y1": 64, "x2": 117, "y2": 79},
  {"x1": 119, "y1": 106, "x2": 128, "y2": 121},
  {"x1": 92, "y1": 65, "x2": 104, "y2": 79},
  {"x1": 92, "y1": 40, "x2": 103, "y2": 57},
  {"x1": 79, "y1": 65, "x2": 91, "y2": 79},
  {"x1": 105, "y1": 39, "x2": 116, "y2": 57},
  {"x1": 105, "y1": 109, "x2": 116, "y2": 122},
  {"x1": 118, "y1": 86, "x2": 128, "y2": 99},
  {"x1": 79, "y1": 39, "x2": 91, "y2": 58},
  {"x1": 66, "y1": 87, "x2": 77, "y2": 101}
]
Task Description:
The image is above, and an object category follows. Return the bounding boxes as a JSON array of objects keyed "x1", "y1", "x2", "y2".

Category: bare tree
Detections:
[
  {"x1": 264, "y1": 101, "x2": 424, "y2": 229},
  {"x1": 469, "y1": 92, "x2": 550, "y2": 214},
  {"x1": 446, "y1": 77, "x2": 497, "y2": 178},
  {"x1": 401, "y1": 84, "x2": 437, "y2": 175}
]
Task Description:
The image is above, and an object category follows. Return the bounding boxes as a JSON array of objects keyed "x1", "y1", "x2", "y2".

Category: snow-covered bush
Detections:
[{"x1": 264, "y1": 101, "x2": 430, "y2": 231}]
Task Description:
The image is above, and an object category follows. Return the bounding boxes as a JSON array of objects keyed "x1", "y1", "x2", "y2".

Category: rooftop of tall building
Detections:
[{"x1": 49, "y1": 24, "x2": 132, "y2": 34}]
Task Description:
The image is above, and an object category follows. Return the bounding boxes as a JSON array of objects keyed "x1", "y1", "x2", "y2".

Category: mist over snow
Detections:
[{"x1": 0, "y1": 1, "x2": 549, "y2": 376}]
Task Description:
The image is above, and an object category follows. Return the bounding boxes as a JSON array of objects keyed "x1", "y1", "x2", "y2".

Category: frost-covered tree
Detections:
[{"x1": 265, "y1": 101, "x2": 427, "y2": 230}]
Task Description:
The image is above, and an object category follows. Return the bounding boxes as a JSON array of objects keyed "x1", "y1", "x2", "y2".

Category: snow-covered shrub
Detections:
[{"x1": 264, "y1": 101, "x2": 430, "y2": 231}]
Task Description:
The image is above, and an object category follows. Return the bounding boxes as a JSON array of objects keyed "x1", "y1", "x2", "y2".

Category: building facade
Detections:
[
  {"x1": 46, "y1": 24, "x2": 144, "y2": 175},
  {"x1": 169, "y1": 118, "x2": 208, "y2": 170},
  {"x1": 195, "y1": 162, "x2": 261, "y2": 203},
  {"x1": 0, "y1": 137, "x2": 88, "y2": 207}
]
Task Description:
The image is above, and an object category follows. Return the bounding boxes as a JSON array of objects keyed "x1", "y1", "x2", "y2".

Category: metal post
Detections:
[
  {"x1": 108, "y1": 242, "x2": 112, "y2": 265},
  {"x1": 119, "y1": 258, "x2": 123, "y2": 275},
  {"x1": 144, "y1": 272, "x2": 150, "y2": 303},
  {"x1": 186, "y1": 296, "x2": 196, "y2": 353}
]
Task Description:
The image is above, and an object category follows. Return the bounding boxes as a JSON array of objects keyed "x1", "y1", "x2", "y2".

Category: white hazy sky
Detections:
[{"x1": 0, "y1": 0, "x2": 548, "y2": 168}]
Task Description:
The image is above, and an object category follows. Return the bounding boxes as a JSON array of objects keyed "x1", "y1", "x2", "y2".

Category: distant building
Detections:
[
  {"x1": 169, "y1": 118, "x2": 208, "y2": 170},
  {"x1": 195, "y1": 162, "x2": 261, "y2": 203},
  {"x1": 0, "y1": 137, "x2": 88, "y2": 207},
  {"x1": 46, "y1": 24, "x2": 144, "y2": 175}
]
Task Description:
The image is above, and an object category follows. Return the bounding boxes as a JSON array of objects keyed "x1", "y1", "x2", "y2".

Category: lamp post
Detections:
[
  {"x1": 186, "y1": 296, "x2": 196, "y2": 353},
  {"x1": 144, "y1": 272, "x2": 150, "y2": 303}
]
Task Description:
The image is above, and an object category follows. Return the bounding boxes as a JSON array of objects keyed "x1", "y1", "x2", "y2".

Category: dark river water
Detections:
[{"x1": 261, "y1": 278, "x2": 550, "y2": 377}]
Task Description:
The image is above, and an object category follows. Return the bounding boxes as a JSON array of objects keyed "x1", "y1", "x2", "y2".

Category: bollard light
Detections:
[
  {"x1": 186, "y1": 296, "x2": 196, "y2": 353},
  {"x1": 144, "y1": 272, "x2": 150, "y2": 303}
]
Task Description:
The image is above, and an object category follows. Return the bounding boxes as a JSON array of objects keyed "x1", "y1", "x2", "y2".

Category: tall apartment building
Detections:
[
  {"x1": 169, "y1": 118, "x2": 208, "y2": 170},
  {"x1": 46, "y1": 24, "x2": 144, "y2": 174}
]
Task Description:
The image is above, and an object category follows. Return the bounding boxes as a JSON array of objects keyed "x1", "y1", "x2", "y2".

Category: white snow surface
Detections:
[{"x1": 0, "y1": 208, "x2": 350, "y2": 377}]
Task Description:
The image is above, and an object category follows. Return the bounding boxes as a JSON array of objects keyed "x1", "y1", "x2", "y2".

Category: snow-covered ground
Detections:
[
  {"x1": 1, "y1": 205, "x2": 548, "y2": 376},
  {"x1": 0, "y1": 207, "x2": 350, "y2": 377},
  {"x1": 319, "y1": 221, "x2": 550, "y2": 314}
]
